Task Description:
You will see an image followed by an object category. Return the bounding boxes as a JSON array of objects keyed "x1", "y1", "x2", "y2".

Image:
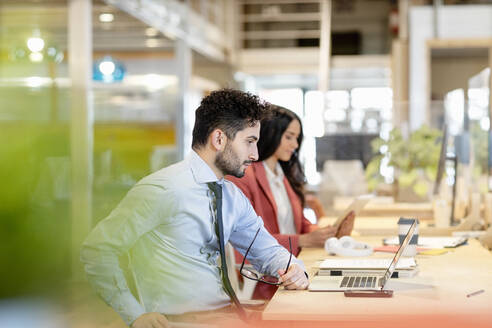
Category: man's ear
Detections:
[{"x1": 210, "y1": 129, "x2": 227, "y2": 151}]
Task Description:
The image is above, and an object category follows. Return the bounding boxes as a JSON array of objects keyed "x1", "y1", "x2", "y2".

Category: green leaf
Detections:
[
  {"x1": 370, "y1": 138, "x2": 385, "y2": 153},
  {"x1": 413, "y1": 180, "x2": 429, "y2": 197},
  {"x1": 367, "y1": 178, "x2": 379, "y2": 192},
  {"x1": 365, "y1": 157, "x2": 381, "y2": 178},
  {"x1": 399, "y1": 170, "x2": 418, "y2": 187}
]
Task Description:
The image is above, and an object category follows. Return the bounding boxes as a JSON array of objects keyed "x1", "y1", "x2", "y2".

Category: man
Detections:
[{"x1": 80, "y1": 89, "x2": 309, "y2": 328}]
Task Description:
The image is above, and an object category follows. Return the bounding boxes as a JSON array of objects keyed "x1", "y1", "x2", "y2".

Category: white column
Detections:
[
  {"x1": 176, "y1": 38, "x2": 192, "y2": 159},
  {"x1": 318, "y1": 0, "x2": 331, "y2": 93},
  {"x1": 398, "y1": 0, "x2": 409, "y2": 41},
  {"x1": 433, "y1": 0, "x2": 442, "y2": 39},
  {"x1": 409, "y1": 7, "x2": 433, "y2": 131},
  {"x1": 223, "y1": 0, "x2": 238, "y2": 64},
  {"x1": 68, "y1": 0, "x2": 93, "y2": 279}
]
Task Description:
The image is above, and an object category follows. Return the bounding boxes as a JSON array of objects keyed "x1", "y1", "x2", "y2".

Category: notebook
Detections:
[{"x1": 309, "y1": 220, "x2": 417, "y2": 292}]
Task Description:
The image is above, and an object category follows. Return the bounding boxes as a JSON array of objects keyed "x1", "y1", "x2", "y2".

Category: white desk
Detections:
[{"x1": 263, "y1": 237, "x2": 492, "y2": 328}]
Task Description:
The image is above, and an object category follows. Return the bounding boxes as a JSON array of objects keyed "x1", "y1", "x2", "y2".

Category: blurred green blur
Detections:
[
  {"x1": 0, "y1": 86, "x2": 177, "y2": 299},
  {"x1": 0, "y1": 119, "x2": 71, "y2": 298}
]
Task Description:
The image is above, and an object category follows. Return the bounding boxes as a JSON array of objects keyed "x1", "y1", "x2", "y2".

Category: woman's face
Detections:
[{"x1": 273, "y1": 119, "x2": 301, "y2": 162}]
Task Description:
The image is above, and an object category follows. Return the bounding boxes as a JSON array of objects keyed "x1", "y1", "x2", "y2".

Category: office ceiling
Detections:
[{"x1": 0, "y1": 0, "x2": 173, "y2": 52}]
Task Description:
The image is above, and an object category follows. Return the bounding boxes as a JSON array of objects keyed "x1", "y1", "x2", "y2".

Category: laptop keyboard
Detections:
[{"x1": 340, "y1": 276, "x2": 382, "y2": 288}]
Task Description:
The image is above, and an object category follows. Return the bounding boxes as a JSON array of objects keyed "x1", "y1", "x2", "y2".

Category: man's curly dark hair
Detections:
[{"x1": 192, "y1": 89, "x2": 270, "y2": 149}]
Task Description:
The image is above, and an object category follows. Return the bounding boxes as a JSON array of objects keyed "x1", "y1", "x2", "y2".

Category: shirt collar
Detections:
[{"x1": 189, "y1": 150, "x2": 223, "y2": 185}]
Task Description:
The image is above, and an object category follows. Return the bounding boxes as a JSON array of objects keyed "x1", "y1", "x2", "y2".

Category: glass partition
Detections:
[
  {"x1": 0, "y1": 0, "x2": 180, "y2": 312},
  {"x1": 0, "y1": 0, "x2": 71, "y2": 304}
]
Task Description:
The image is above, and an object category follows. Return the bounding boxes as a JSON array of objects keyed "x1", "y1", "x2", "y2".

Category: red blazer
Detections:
[
  {"x1": 228, "y1": 162, "x2": 317, "y2": 300},
  {"x1": 227, "y1": 161, "x2": 316, "y2": 256}
]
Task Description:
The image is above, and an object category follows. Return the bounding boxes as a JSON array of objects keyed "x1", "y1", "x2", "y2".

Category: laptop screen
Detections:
[{"x1": 380, "y1": 220, "x2": 417, "y2": 290}]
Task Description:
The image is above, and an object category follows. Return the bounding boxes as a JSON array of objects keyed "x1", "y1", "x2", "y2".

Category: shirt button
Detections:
[{"x1": 200, "y1": 247, "x2": 206, "y2": 254}]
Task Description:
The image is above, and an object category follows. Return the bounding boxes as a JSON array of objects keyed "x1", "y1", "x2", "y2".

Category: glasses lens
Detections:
[
  {"x1": 241, "y1": 269, "x2": 259, "y2": 280},
  {"x1": 259, "y1": 275, "x2": 280, "y2": 284},
  {"x1": 241, "y1": 227, "x2": 284, "y2": 285}
]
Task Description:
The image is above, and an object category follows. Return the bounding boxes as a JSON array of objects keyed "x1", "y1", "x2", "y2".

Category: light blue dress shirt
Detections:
[{"x1": 80, "y1": 151, "x2": 305, "y2": 325}]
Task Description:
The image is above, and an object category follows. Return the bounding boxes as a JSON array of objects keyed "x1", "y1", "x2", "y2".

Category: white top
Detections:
[{"x1": 263, "y1": 161, "x2": 296, "y2": 234}]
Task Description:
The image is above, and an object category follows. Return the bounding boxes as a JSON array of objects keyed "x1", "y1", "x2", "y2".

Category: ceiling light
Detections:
[
  {"x1": 145, "y1": 27, "x2": 159, "y2": 37},
  {"x1": 27, "y1": 37, "x2": 45, "y2": 52},
  {"x1": 99, "y1": 13, "x2": 114, "y2": 23},
  {"x1": 93, "y1": 56, "x2": 125, "y2": 83},
  {"x1": 99, "y1": 60, "x2": 115, "y2": 76}
]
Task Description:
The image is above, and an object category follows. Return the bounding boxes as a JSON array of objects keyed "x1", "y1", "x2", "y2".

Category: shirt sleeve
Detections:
[
  {"x1": 226, "y1": 174, "x2": 254, "y2": 207},
  {"x1": 80, "y1": 184, "x2": 176, "y2": 326},
  {"x1": 228, "y1": 187, "x2": 306, "y2": 277}
]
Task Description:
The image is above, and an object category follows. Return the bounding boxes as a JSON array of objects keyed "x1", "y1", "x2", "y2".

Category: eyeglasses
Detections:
[{"x1": 239, "y1": 228, "x2": 292, "y2": 285}]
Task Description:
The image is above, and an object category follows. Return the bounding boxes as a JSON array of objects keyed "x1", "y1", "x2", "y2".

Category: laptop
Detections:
[{"x1": 309, "y1": 219, "x2": 417, "y2": 292}]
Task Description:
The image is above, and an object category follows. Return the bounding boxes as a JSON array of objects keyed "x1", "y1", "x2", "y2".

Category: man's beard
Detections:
[{"x1": 215, "y1": 143, "x2": 251, "y2": 178}]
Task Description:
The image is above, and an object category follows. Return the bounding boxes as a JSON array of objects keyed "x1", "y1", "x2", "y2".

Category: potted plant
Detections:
[{"x1": 365, "y1": 126, "x2": 442, "y2": 202}]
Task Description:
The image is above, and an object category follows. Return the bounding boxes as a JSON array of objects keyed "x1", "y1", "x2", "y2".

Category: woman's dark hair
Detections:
[
  {"x1": 192, "y1": 89, "x2": 269, "y2": 149},
  {"x1": 257, "y1": 105, "x2": 306, "y2": 205}
]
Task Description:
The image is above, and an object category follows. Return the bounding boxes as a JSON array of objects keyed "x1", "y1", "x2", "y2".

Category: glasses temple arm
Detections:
[
  {"x1": 284, "y1": 237, "x2": 293, "y2": 272},
  {"x1": 240, "y1": 228, "x2": 261, "y2": 272}
]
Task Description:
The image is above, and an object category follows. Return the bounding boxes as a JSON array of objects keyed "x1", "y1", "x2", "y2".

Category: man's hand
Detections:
[
  {"x1": 336, "y1": 210, "x2": 355, "y2": 238},
  {"x1": 131, "y1": 312, "x2": 170, "y2": 328},
  {"x1": 298, "y1": 225, "x2": 337, "y2": 248},
  {"x1": 278, "y1": 263, "x2": 309, "y2": 290}
]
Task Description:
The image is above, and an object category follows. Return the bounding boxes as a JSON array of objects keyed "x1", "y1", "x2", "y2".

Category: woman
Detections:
[{"x1": 228, "y1": 105, "x2": 355, "y2": 299}]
